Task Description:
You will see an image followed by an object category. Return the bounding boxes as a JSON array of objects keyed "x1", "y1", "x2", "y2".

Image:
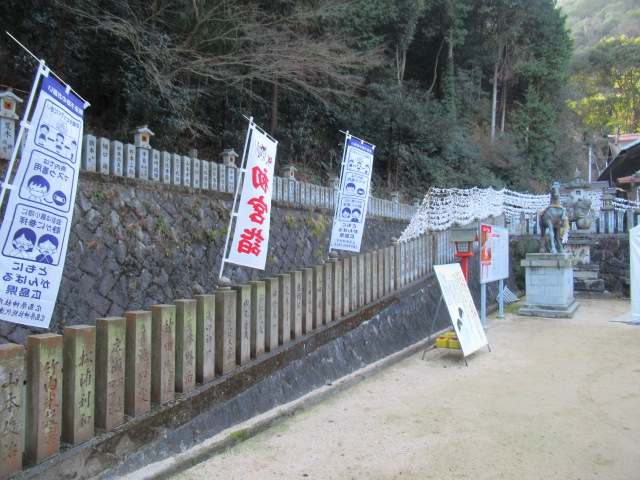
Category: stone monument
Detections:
[{"x1": 520, "y1": 182, "x2": 580, "y2": 318}]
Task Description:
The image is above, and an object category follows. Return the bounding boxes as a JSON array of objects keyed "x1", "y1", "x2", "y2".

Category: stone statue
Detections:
[
  {"x1": 539, "y1": 182, "x2": 569, "y2": 254},
  {"x1": 565, "y1": 196, "x2": 593, "y2": 230}
]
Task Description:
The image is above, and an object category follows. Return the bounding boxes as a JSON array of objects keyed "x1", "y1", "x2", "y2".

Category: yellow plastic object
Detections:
[
  {"x1": 448, "y1": 336, "x2": 460, "y2": 349},
  {"x1": 435, "y1": 335, "x2": 448, "y2": 348}
]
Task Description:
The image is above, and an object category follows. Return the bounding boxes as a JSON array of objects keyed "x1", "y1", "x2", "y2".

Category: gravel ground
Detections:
[{"x1": 134, "y1": 297, "x2": 639, "y2": 480}]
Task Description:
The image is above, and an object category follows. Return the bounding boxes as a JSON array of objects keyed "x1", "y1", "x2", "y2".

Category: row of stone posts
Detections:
[{"x1": 0, "y1": 234, "x2": 440, "y2": 478}]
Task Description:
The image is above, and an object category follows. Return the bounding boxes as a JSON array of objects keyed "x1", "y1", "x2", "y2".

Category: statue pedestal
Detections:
[{"x1": 519, "y1": 253, "x2": 580, "y2": 318}]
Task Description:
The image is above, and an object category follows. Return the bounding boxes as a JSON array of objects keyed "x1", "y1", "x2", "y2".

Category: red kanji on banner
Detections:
[
  {"x1": 252, "y1": 166, "x2": 269, "y2": 193},
  {"x1": 237, "y1": 227, "x2": 264, "y2": 256},
  {"x1": 247, "y1": 196, "x2": 268, "y2": 224}
]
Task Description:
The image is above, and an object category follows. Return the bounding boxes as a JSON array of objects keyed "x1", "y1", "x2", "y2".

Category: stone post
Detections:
[
  {"x1": 218, "y1": 164, "x2": 227, "y2": 193},
  {"x1": 329, "y1": 252, "x2": 342, "y2": 320},
  {"x1": 0, "y1": 343, "x2": 24, "y2": 477},
  {"x1": 95, "y1": 317, "x2": 126, "y2": 431},
  {"x1": 276, "y1": 273, "x2": 292, "y2": 345},
  {"x1": 290, "y1": 271, "x2": 303, "y2": 339},
  {"x1": 249, "y1": 281, "x2": 266, "y2": 358},
  {"x1": 377, "y1": 249, "x2": 385, "y2": 298},
  {"x1": 364, "y1": 252, "x2": 372, "y2": 305},
  {"x1": 371, "y1": 250, "x2": 378, "y2": 301},
  {"x1": 301, "y1": 268, "x2": 314, "y2": 334},
  {"x1": 82, "y1": 133, "x2": 97, "y2": 171},
  {"x1": 171, "y1": 153, "x2": 182, "y2": 185},
  {"x1": 215, "y1": 277, "x2": 237, "y2": 375},
  {"x1": 150, "y1": 304, "x2": 176, "y2": 404},
  {"x1": 0, "y1": 90, "x2": 22, "y2": 160},
  {"x1": 174, "y1": 299, "x2": 197, "y2": 393},
  {"x1": 190, "y1": 151, "x2": 201, "y2": 189},
  {"x1": 123, "y1": 311, "x2": 152, "y2": 417},
  {"x1": 357, "y1": 253, "x2": 365, "y2": 307},
  {"x1": 110, "y1": 140, "x2": 124, "y2": 176},
  {"x1": 201, "y1": 159, "x2": 210, "y2": 190},
  {"x1": 342, "y1": 257, "x2": 351, "y2": 316},
  {"x1": 130, "y1": 125, "x2": 154, "y2": 180},
  {"x1": 97, "y1": 136, "x2": 110, "y2": 174},
  {"x1": 194, "y1": 294, "x2": 216, "y2": 384},
  {"x1": 264, "y1": 278, "x2": 280, "y2": 352},
  {"x1": 62, "y1": 325, "x2": 95, "y2": 446},
  {"x1": 181, "y1": 155, "x2": 192, "y2": 187},
  {"x1": 323, "y1": 261, "x2": 333, "y2": 323},
  {"x1": 350, "y1": 255, "x2": 358, "y2": 310},
  {"x1": 150, "y1": 149, "x2": 161, "y2": 181},
  {"x1": 312, "y1": 265, "x2": 324, "y2": 329},
  {"x1": 232, "y1": 285, "x2": 252, "y2": 365},
  {"x1": 124, "y1": 143, "x2": 136, "y2": 178},
  {"x1": 160, "y1": 151, "x2": 172, "y2": 184},
  {"x1": 25, "y1": 334, "x2": 63, "y2": 464},
  {"x1": 210, "y1": 163, "x2": 218, "y2": 191}
]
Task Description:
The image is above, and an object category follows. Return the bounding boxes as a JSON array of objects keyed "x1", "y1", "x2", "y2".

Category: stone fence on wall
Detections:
[{"x1": 0, "y1": 224, "x2": 476, "y2": 479}]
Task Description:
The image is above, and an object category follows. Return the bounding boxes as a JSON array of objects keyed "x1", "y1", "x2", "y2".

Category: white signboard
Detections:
[
  {"x1": 480, "y1": 223, "x2": 509, "y2": 284},
  {"x1": 434, "y1": 263, "x2": 488, "y2": 357},
  {"x1": 227, "y1": 127, "x2": 277, "y2": 270},
  {"x1": 329, "y1": 136, "x2": 374, "y2": 252},
  {"x1": 0, "y1": 75, "x2": 86, "y2": 329}
]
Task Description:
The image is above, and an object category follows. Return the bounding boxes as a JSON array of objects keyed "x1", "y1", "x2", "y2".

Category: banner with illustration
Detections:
[
  {"x1": 0, "y1": 74, "x2": 85, "y2": 328},
  {"x1": 226, "y1": 126, "x2": 277, "y2": 270},
  {"x1": 329, "y1": 135, "x2": 375, "y2": 252}
]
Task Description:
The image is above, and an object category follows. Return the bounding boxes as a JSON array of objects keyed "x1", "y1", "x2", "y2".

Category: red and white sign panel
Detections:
[
  {"x1": 480, "y1": 223, "x2": 509, "y2": 284},
  {"x1": 227, "y1": 128, "x2": 277, "y2": 270},
  {"x1": 434, "y1": 263, "x2": 488, "y2": 357}
]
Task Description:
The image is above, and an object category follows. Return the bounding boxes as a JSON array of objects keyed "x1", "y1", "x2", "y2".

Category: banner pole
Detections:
[{"x1": 218, "y1": 117, "x2": 254, "y2": 280}]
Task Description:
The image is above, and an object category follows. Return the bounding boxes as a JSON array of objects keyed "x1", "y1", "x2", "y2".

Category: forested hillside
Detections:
[{"x1": 0, "y1": 1, "x2": 583, "y2": 196}]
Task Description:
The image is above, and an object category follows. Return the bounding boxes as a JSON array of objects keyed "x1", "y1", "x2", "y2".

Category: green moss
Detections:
[{"x1": 284, "y1": 213, "x2": 297, "y2": 229}]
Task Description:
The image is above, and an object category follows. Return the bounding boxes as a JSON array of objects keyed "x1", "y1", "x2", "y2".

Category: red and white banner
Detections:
[{"x1": 226, "y1": 127, "x2": 277, "y2": 269}]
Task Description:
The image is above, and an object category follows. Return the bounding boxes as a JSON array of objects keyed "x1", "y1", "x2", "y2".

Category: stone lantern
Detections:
[
  {"x1": 130, "y1": 125, "x2": 154, "y2": 149},
  {"x1": 220, "y1": 148, "x2": 238, "y2": 167},
  {"x1": 282, "y1": 165, "x2": 297, "y2": 181},
  {"x1": 130, "y1": 125, "x2": 154, "y2": 180}
]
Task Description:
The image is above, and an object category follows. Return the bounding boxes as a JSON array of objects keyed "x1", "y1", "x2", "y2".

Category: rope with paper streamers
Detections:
[{"x1": 398, "y1": 187, "x2": 618, "y2": 242}]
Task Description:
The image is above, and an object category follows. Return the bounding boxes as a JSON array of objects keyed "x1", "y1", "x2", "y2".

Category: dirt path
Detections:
[{"x1": 165, "y1": 298, "x2": 639, "y2": 480}]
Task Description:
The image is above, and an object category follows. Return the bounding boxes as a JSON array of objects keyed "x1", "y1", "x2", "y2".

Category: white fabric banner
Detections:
[
  {"x1": 434, "y1": 263, "x2": 488, "y2": 356},
  {"x1": 0, "y1": 75, "x2": 85, "y2": 329},
  {"x1": 227, "y1": 127, "x2": 277, "y2": 269},
  {"x1": 630, "y1": 225, "x2": 640, "y2": 324},
  {"x1": 329, "y1": 137, "x2": 374, "y2": 252}
]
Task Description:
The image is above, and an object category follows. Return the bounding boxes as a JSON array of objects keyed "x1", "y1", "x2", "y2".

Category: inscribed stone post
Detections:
[
  {"x1": 194, "y1": 294, "x2": 216, "y2": 384},
  {"x1": 191, "y1": 157, "x2": 201, "y2": 189},
  {"x1": 371, "y1": 250, "x2": 379, "y2": 301},
  {"x1": 135, "y1": 147, "x2": 149, "y2": 180},
  {"x1": 210, "y1": 163, "x2": 218, "y2": 191},
  {"x1": 181, "y1": 155, "x2": 192, "y2": 187},
  {"x1": 218, "y1": 164, "x2": 226, "y2": 193},
  {"x1": 124, "y1": 144, "x2": 136, "y2": 178},
  {"x1": 201, "y1": 160, "x2": 210, "y2": 190},
  {"x1": 377, "y1": 249, "x2": 384, "y2": 298},
  {"x1": 264, "y1": 278, "x2": 279, "y2": 352},
  {"x1": 174, "y1": 300, "x2": 197, "y2": 393},
  {"x1": 248, "y1": 281, "x2": 266, "y2": 358},
  {"x1": 160, "y1": 151, "x2": 172, "y2": 184},
  {"x1": 397, "y1": 242, "x2": 405, "y2": 288},
  {"x1": 150, "y1": 149, "x2": 161, "y2": 181},
  {"x1": 109, "y1": 140, "x2": 124, "y2": 176},
  {"x1": 364, "y1": 252, "x2": 372, "y2": 305},
  {"x1": 290, "y1": 271, "x2": 303, "y2": 339},
  {"x1": 95, "y1": 317, "x2": 126, "y2": 431},
  {"x1": 323, "y1": 263, "x2": 333, "y2": 323},
  {"x1": 227, "y1": 167, "x2": 236, "y2": 193},
  {"x1": 150, "y1": 304, "x2": 175, "y2": 404},
  {"x1": 350, "y1": 256, "x2": 358, "y2": 310},
  {"x1": 81, "y1": 133, "x2": 96, "y2": 171},
  {"x1": 341, "y1": 258, "x2": 351, "y2": 316},
  {"x1": 25, "y1": 334, "x2": 62, "y2": 465},
  {"x1": 276, "y1": 273, "x2": 292, "y2": 345},
  {"x1": 357, "y1": 254, "x2": 365, "y2": 307},
  {"x1": 123, "y1": 311, "x2": 151, "y2": 417},
  {"x1": 171, "y1": 153, "x2": 182, "y2": 185},
  {"x1": 312, "y1": 265, "x2": 324, "y2": 329},
  {"x1": 232, "y1": 285, "x2": 251, "y2": 366},
  {"x1": 330, "y1": 258, "x2": 342, "y2": 320},
  {"x1": 215, "y1": 287, "x2": 237, "y2": 375},
  {"x1": 384, "y1": 247, "x2": 392, "y2": 295},
  {"x1": 62, "y1": 325, "x2": 95, "y2": 446},
  {"x1": 0, "y1": 344, "x2": 24, "y2": 477},
  {"x1": 97, "y1": 137, "x2": 110, "y2": 174},
  {"x1": 301, "y1": 268, "x2": 314, "y2": 334}
]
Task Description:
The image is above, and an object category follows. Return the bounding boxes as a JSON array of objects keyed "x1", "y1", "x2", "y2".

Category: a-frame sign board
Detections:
[{"x1": 423, "y1": 263, "x2": 490, "y2": 365}]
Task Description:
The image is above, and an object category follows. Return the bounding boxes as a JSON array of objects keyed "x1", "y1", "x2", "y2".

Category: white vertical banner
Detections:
[
  {"x1": 434, "y1": 263, "x2": 488, "y2": 356},
  {"x1": 226, "y1": 126, "x2": 277, "y2": 270},
  {"x1": 329, "y1": 135, "x2": 375, "y2": 252},
  {"x1": 0, "y1": 74, "x2": 86, "y2": 329}
]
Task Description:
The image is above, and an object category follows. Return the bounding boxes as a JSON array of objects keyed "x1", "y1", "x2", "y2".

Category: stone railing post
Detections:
[
  {"x1": 215, "y1": 277, "x2": 237, "y2": 375},
  {"x1": 130, "y1": 125, "x2": 154, "y2": 180},
  {"x1": 0, "y1": 343, "x2": 25, "y2": 477},
  {"x1": 0, "y1": 90, "x2": 22, "y2": 160}
]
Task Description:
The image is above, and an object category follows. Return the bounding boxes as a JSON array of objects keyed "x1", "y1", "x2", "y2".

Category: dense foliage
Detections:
[{"x1": 0, "y1": 0, "x2": 578, "y2": 197}]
